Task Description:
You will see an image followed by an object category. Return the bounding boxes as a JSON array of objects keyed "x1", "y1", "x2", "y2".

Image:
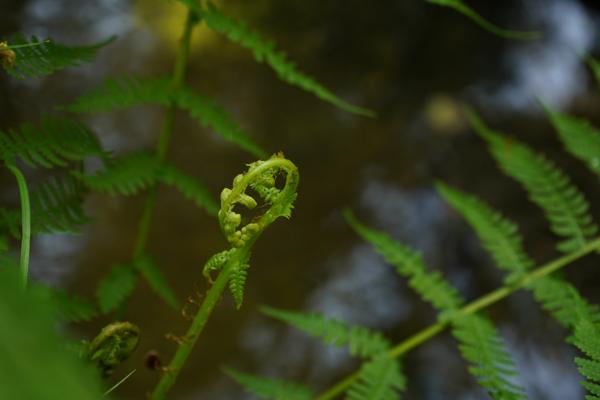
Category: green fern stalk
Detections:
[
  {"x1": 150, "y1": 154, "x2": 299, "y2": 399},
  {"x1": 5, "y1": 161, "x2": 31, "y2": 288}
]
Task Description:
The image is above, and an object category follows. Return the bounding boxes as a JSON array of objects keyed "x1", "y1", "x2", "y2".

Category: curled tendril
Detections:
[{"x1": 218, "y1": 152, "x2": 299, "y2": 248}]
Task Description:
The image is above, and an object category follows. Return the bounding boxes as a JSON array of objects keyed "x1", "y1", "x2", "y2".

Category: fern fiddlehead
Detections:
[{"x1": 150, "y1": 153, "x2": 299, "y2": 399}]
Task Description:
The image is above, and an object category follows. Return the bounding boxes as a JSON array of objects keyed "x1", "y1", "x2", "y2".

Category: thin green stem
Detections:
[
  {"x1": 150, "y1": 245, "x2": 249, "y2": 399},
  {"x1": 315, "y1": 237, "x2": 600, "y2": 400},
  {"x1": 5, "y1": 162, "x2": 31, "y2": 289}
]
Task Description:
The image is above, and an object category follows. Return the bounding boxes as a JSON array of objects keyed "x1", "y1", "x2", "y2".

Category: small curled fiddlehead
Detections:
[{"x1": 88, "y1": 321, "x2": 140, "y2": 377}]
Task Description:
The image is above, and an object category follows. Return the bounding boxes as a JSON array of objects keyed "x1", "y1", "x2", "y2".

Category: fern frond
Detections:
[
  {"x1": 228, "y1": 263, "x2": 248, "y2": 310},
  {"x1": 3, "y1": 34, "x2": 113, "y2": 79},
  {"x1": 134, "y1": 255, "x2": 179, "y2": 310},
  {"x1": 452, "y1": 313, "x2": 526, "y2": 400},
  {"x1": 202, "y1": 3, "x2": 374, "y2": 117},
  {"x1": 530, "y1": 276, "x2": 600, "y2": 330},
  {"x1": 573, "y1": 319, "x2": 600, "y2": 400},
  {"x1": 543, "y1": 106, "x2": 600, "y2": 177},
  {"x1": 157, "y1": 164, "x2": 219, "y2": 215},
  {"x1": 46, "y1": 288, "x2": 98, "y2": 322},
  {"x1": 436, "y1": 182, "x2": 534, "y2": 283},
  {"x1": 468, "y1": 110, "x2": 599, "y2": 253},
  {"x1": 425, "y1": 0, "x2": 539, "y2": 40},
  {"x1": 222, "y1": 367, "x2": 314, "y2": 400},
  {"x1": 96, "y1": 264, "x2": 136, "y2": 313},
  {"x1": 0, "y1": 115, "x2": 105, "y2": 168},
  {"x1": 343, "y1": 210, "x2": 463, "y2": 314},
  {"x1": 261, "y1": 306, "x2": 390, "y2": 358},
  {"x1": 66, "y1": 76, "x2": 266, "y2": 157},
  {"x1": 345, "y1": 356, "x2": 406, "y2": 400}
]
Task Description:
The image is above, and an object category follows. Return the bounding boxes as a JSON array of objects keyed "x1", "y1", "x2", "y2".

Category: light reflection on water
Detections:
[{"x1": 5, "y1": 0, "x2": 600, "y2": 398}]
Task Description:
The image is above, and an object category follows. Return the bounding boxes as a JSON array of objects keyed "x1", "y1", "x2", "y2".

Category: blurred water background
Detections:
[{"x1": 2, "y1": 0, "x2": 600, "y2": 398}]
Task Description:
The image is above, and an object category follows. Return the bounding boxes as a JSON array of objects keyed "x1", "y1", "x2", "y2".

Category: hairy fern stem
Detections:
[
  {"x1": 5, "y1": 161, "x2": 31, "y2": 288},
  {"x1": 316, "y1": 237, "x2": 600, "y2": 400}
]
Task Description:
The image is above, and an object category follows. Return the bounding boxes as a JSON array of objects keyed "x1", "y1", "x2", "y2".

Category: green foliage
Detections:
[
  {"x1": 588, "y1": 57, "x2": 600, "y2": 88},
  {"x1": 544, "y1": 106, "x2": 600, "y2": 177},
  {"x1": 134, "y1": 255, "x2": 179, "y2": 310},
  {"x1": 346, "y1": 356, "x2": 406, "y2": 400},
  {"x1": 47, "y1": 288, "x2": 98, "y2": 322},
  {"x1": 222, "y1": 367, "x2": 314, "y2": 400},
  {"x1": 0, "y1": 115, "x2": 105, "y2": 168},
  {"x1": 261, "y1": 306, "x2": 390, "y2": 358},
  {"x1": 436, "y1": 182, "x2": 534, "y2": 283},
  {"x1": 74, "y1": 151, "x2": 218, "y2": 215},
  {"x1": 96, "y1": 264, "x2": 137, "y2": 313},
  {"x1": 425, "y1": 0, "x2": 539, "y2": 40},
  {"x1": 228, "y1": 262, "x2": 249, "y2": 309},
  {"x1": 66, "y1": 76, "x2": 266, "y2": 157},
  {"x1": 452, "y1": 314, "x2": 525, "y2": 400},
  {"x1": 2, "y1": 34, "x2": 113, "y2": 79},
  {"x1": 468, "y1": 109, "x2": 599, "y2": 253},
  {"x1": 343, "y1": 209, "x2": 463, "y2": 314},
  {"x1": 0, "y1": 266, "x2": 105, "y2": 399},
  {"x1": 201, "y1": 3, "x2": 374, "y2": 117},
  {"x1": 573, "y1": 319, "x2": 600, "y2": 400}
]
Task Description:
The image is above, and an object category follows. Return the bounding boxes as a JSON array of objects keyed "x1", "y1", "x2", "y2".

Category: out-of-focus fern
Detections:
[
  {"x1": 436, "y1": 182, "x2": 534, "y2": 283},
  {"x1": 222, "y1": 367, "x2": 314, "y2": 400},
  {"x1": 96, "y1": 263, "x2": 137, "y2": 313},
  {"x1": 74, "y1": 151, "x2": 218, "y2": 215},
  {"x1": 260, "y1": 306, "x2": 390, "y2": 358},
  {"x1": 0, "y1": 116, "x2": 106, "y2": 168},
  {"x1": 425, "y1": 0, "x2": 539, "y2": 40},
  {"x1": 201, "y1": 3, "x2": 374, "y2": 118},
  {"x1": 543, "y1": 106, "x2": 600, "y2": 178},
  {"x1": 134, "y1": 255, "x2": 179, "y2": 310},
  {"x1": 343, "y1": 209, "x2": 463, "y2": 314},
  {"x1": 588, "y1": 57, "x2": 600, "y2": 88},
  {"x1": 452, "y1": 313, "x2": 525, "y2": 400},
  {"x1": 469, "y1": 109, "x2": 599, "y2": 253},
  {"x1": 65, "y1": 76, "x2": 266, "y2": 158},
  {"x1": 1, "y1": 34, "x2": 113, "y2": 79},
  {"x1": 573, "y1": 319, "x2": 600, "y2": 400},
  {"x1": 346, "y1": 355, "x2": 406, "y2": 400},
  {"x1": 42, "y1": 287, "x2": 98, "y2": 323}
]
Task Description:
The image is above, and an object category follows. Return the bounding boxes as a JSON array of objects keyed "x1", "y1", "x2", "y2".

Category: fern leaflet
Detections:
[
  {"x1": 201, "y1": 3, "x2": 374, "y2": 117},
  {"x1": 343, "y1": 209, "x2": 463, "y2": 314},
  {"x1": 2, "y1": 34, "x2": 113, "y2": 79},
  {"x1": 543, "y1": 106, "x2": 600, "y2": 178},
  {"x1": 228, "y1": 262, "x2": 248, "y2": 310},
  {"x1": 157, "y1": 164, "x2": 219, "y2": 215},
  {"x1": 425, "y1": 0, "x2": 539, "y2": 40},
  {"x1": 44, "y1": 287, "x2": 98, "y2": 322},
  {"x1": 261, "y1": 306, "x2": 390, "y2": 358},
  {"x1": 573, "y1": 319, "x2": 600, "y2": 400},
  {"x1": 468, "y1": 109, "x2": 599, "y2": 253},
  {"x1": 96, "y1": 264, "x2": 136, "y2": 313},
  {"x1": 436, "y1": 182, "x2": 534, "y2": 283},
  {"x1": 346, "y1": 356, "x2": 406, "y2": 400},
  {"x1": 134, "y1": 255, "x2": 179, "y2": 310},
  {"x1": 452, "y1": 313, "x2": 526, "y2": 400},
  {"x1": 222, "y1": 367, "x2": 314, "y2": 400},
  {"x1": 0, "y1": 115, "x2": 106, "y2": 168}
]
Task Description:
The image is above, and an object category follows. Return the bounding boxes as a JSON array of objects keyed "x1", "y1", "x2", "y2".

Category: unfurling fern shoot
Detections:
[{"x1": 150, "y1": 153, "x2": 299, "y2": 399}]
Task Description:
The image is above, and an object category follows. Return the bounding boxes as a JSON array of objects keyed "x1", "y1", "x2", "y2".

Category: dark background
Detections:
[{"x1": 2, "y1": 0, "x2": 600, "y2": 398}]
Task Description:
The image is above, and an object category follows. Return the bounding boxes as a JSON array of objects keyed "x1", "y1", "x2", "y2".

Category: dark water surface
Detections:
[{"x1": 2, "y1": 0, "x2": 600, "y2": 399}]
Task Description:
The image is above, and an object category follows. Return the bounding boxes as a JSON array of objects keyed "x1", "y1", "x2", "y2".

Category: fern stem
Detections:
[
  {"x1": 149, "y1": 244, "x2": 251, "y2": 399},
  {"x1": 5, "y1": 161, "x2": 31, "y2": 288},
  {"x1": 315, "y1": 237, "x2": 600, "y2": 400},
  {"x1": 132, "y1": 9, "x2": 197, "y2": 257}
]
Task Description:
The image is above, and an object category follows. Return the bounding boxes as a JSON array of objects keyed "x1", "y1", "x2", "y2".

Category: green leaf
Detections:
[
  {"x1": 47, "y1": 287, "x2": 98, "y2": 322},
  {"x1": 202, "y1": 3, "x2": 374, "y2": 117},
  {"x1": 587, "y1": 57, "x2": 600, "y2": 89},
  {"x1": 543, "y1": 106, "x2": 600, "y2": 177},
  {"x1": 159, "y1": 164, "x2": 219, "y2": 216},
  {"x1": 261, "y1": 306, "x2": 390, "y2": 358},
  {"x1": 426, "y1": 0, "x2": 539, "y2": 40},
  {"x1": 452, "y1": 313, "x2": 526, "y2": 400},
  {"x1": 96, "y1": 264, "x2": 136, "y2": 313},
  {"x1": 469, "y1": 109, "x2": 599, "y2": 253},
  {"x1": 134, "y1": 255, "x2": 179, "y2": 310},
  {"x1": 228, "y1": 262, "x2": 248, "y2": 310},
  {"x1": 345, "y1": 356, "x2": 406, "y2": 400},
  {"x1": 0, "y1": 115, "x2": 106, "y2": 168},
  {"x1": 3, "y1": 34, "x2": 114, "y2": 79},
  {"x1": 223, "y1": 367, "x2": 314, "y2": 400},
  {"x1": 344, "y1": 209, "x2": 464, "y2": 314},
  {"x1": 0, "y1": 266, "x2": 105, "y2": 399},
  {"x1": 573, "y1": 319, "x2": 600, "y2": 400},
  {"x1": 436, "y1": 182, "x2": 534, "y2": 283}
]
